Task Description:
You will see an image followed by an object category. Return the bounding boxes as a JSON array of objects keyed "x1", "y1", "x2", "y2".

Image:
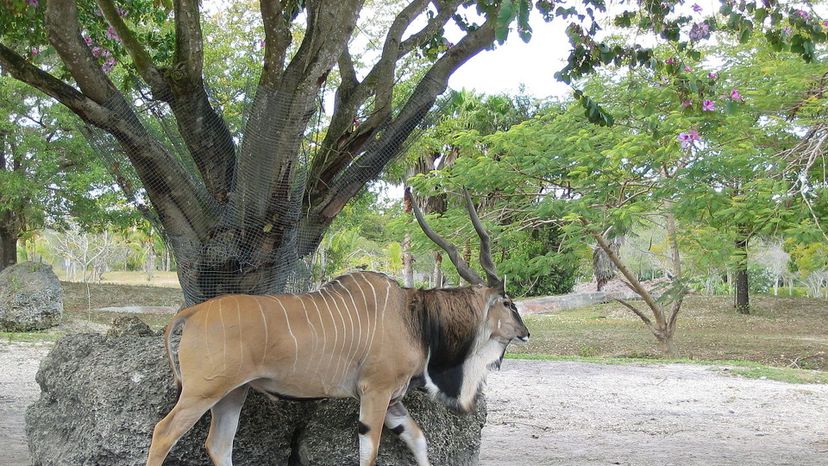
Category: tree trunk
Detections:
[
  {"x1": 433, "y1": 251, "x2": 443, "y2": 288},
  {"x1": 402, "y1": 232, "x2": 414, "y2": 288},
  {"x1": 734, "y1": 237, "x2": 750, "y2": 314},
  {"x1": 656, "y1": 332, "x2": 676, "y2": 357},
  {"x1": 0, "y1": 226, "x2": 17, "y2": 271}
]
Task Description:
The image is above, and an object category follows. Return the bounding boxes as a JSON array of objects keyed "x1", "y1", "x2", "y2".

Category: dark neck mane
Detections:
[{"x1": 407, "y1": 287, "x2": 486, "y2": 406}]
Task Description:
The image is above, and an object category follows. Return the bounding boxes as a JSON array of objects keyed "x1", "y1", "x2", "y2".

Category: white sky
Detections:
[{"x1": 447, "y1": 15, "x2": 572, "y2": 99}]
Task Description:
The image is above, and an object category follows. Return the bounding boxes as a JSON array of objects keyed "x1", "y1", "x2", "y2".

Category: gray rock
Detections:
[
  {"x1": 27, "y1": 332, "x2": 486, "y2": 465},
  {"x1": 106, "y1": 316, "x2": 154, "y2": 337},
  {"x1": 0, "y1": 262, "x2": 63, "y2": 331}
]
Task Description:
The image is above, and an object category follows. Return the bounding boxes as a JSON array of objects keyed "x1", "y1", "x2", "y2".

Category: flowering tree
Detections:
[{"x1": 1, "y1": 0, "x2": 825, "y2": 304}]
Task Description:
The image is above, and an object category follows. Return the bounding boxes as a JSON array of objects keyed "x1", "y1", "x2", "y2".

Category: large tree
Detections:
[{"x1": 1, "y1": 0, "x2": 822, "y2": 304}]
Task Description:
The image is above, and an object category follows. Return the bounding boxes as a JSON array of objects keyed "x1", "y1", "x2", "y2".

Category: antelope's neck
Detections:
[{"x1": 408, "y1": 288, "x2": 495, "y2": 412}]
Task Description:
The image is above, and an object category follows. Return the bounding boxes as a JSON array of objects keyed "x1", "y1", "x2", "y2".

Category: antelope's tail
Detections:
[{"x1": 163, "y1": 305, "x2": 202, "y2": 393}]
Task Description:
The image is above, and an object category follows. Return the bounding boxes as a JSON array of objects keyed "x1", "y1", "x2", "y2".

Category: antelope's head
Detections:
[{"x1": 407, "y1": 187, "x2": 530, "y2": 346}]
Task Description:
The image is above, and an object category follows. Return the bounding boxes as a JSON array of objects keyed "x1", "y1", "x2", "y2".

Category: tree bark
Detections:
[
  {"x1": 734, "y1": 237, "x2": 750, "y2": 314},
  {"x1": 433, "y1": 251, "x2": 443, "y2": 288},
  {"x1": 0, "y1": 225, "x2": 18, "y2": 271},
  {"x1": 402, "y1": 232, "x2": 414, "y2": 287}
]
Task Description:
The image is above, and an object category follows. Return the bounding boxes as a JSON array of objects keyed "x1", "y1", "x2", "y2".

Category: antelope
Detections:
[{"x1": 146, "y1": 190, "x2": 529, "y2": 466}]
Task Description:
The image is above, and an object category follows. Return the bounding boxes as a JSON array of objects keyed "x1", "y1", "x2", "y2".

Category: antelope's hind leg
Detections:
[
  {"x1": 205, "y1": 384, "x2": 250, "y2": 466},
  {"x1": 384, "y1": 401, "x2": 430, "y2": 466},
  {"x1": 146, "y1": 392, "x2": 217, "y2": 466}
]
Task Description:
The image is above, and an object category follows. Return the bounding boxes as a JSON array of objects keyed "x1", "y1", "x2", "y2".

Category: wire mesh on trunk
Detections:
[{"x1": 83, "y1": 86, "x2": 441, "y2": 306}]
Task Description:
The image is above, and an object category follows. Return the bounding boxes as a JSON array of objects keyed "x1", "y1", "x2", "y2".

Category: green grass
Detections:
[
  {"x1": 0, "y1": 331, "x2": 62, "y2": 343},
  {"x1": 514, "y1": 295, "x2": 828, "y2": 371}
]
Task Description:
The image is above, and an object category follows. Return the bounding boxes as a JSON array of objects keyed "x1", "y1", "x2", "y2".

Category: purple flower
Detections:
[
  {"x1": 782, "y1": 26, "x2": 793, "y2": 36},
  {"x1": 91, "y1": 46, "x2": 104, "y2": 58},
  {"x1": 677, "y1": 130, "x2": 701, "y2": 149},
  {"x1": 684, "y1": 65, "x2": 693, "y2": 72},
  {"x1": 30, "y1": 47, "x2": 40, "y2": 56},
  {"x1": 692, "y1": 3, "x2": 702, "y2": 13},
  {"x1": 101, "y1": 57, "x2": 116, "y2": 73},
  {"x1": 702, "y1": 100, "x2": 715, "y2": 111},
  {"x1": 83, "y1": 35, "x2": 94, "y2": 46},
  {"x1": 105, "y1": 26, "x2": 120, "y2": 42},
  {"x1": 681, "y1": 100, "x2": 693, "y2": 109},
  {"x1": 708, "y1": 72, "x2": 718, "y2": 79},
  {"x1": 730, "y1": 89, "x2": 744, "y2": 101},
  {"x1": 689, "y1": 22, "x2": 710, "y2": 41},
  {"x1": 796, "y1": 10, "x2": 810, "y2": 19},
  {"x1": 822, "y1": 20, "x2": 828, "y2": 29},
  {"x1": 117, "y1": 6, "x2": 127, "y2": 17},
  {"x1": 665, "y1": 57, "x2": 676, "y2": 65},
  {"x1": 27, "y1": 0, "x2": 38, "y2": 6}
]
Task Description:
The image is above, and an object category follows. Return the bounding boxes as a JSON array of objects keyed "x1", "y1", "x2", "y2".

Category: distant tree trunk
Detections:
[
  {"x1": 734, "y1": 237, "x2": 750, "y2": 314},
  {"x1": 433, "y1": 251, "x2": 443, "y2": 288},
  {"x1": 0, "y1": 224, "x2": 18, "y2": 272},
  {"x1": 593, "y1": 235, "x2": 623, "y2": 291},
  {"x1": 402, "y1": 232, "x2": 414, "y2": 287},
  {"x1": 0, "y1": 130, "x2": 22, "y2": 272}
]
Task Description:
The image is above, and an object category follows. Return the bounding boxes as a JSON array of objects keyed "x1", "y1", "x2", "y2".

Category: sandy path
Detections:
[
  {"x1": 482, "y1": 360, "x2": 828, "y2": 465},
  {"x1": 2, "y1": 342, "x2": 827, "y2": 465},
  {"x1": 0, "y1": 341, "x2": 51, "y2": 466}
]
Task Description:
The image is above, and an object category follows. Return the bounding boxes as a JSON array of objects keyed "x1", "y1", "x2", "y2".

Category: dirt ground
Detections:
[{"x1": 2, "y1": 342, "x2": 827, "y2": 465}]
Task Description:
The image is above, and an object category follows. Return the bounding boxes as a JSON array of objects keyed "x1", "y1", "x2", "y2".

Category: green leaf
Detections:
[{"x1": 495, "y1": 0, "x2": 515, "y2": 44}]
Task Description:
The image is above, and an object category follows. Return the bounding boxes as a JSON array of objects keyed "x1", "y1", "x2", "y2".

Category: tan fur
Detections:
[{"x1": 146, "y1": 271, "x2": 528, "y2": 466}]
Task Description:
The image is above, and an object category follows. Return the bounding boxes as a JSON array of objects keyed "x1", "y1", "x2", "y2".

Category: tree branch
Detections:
[
  {"x1": 309, "y1": 0, "x2": 436, "y2": 194},
  {"x1": 299, "y1": 7, "x2": 498, "y2": 258},
  {"x1": 0, "y1": 44, "x2": 113, "y2": 126},
  {"x1": 237, "y1": 0, "x2": 364, "y2": 224},
  {"x1": 173, "y1": 0, "x2": 204, "y2": 87},
  {"x1": 585, "y1": 218, "x2": 666, "y2": 328},
  {"x1": 45, "y1": 0, "x2": 120, "y2": 104},
  {"x1": 615, "y1": 298, "x2": 653, "y2": 328},
  {"x1": 96, "y1": 0, "x2": 171, "y2": 100},
  {"x1": 399, "y1": 0, "x2": 462, "y2": 57},
  {"x1": 260, "y1": 0, "x2": 295, "y2": 89}
]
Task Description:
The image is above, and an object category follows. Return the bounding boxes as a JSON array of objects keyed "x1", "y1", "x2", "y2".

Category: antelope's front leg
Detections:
[
  {"x1": 357, "y1": 388, "x2": 394, "y2": 466},
  {"x1": 384, "y1": 401, "x2": 431, "y2": 466}
]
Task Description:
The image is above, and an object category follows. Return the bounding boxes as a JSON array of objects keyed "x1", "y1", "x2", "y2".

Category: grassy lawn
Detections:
[{"x1": 513, "y1": 295, "x2": 827, "y2": 371}]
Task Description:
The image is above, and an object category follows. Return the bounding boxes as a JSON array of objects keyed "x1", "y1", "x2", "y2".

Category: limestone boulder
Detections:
[
  {"x1": 26, "y1": 321, "x2": 486, "y2": 465},
  {"x1": 0, "y1": 262, "x2": 62, "y2": 332}
]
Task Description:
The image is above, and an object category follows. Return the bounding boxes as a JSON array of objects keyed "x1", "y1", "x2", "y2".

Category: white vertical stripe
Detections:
[
  {"x1": 296, "y1": 295, "x2": 320, "y2": 366},
  {"x1": 318, "y1": 289, "x2": 339, "y2": 378},
  {"x1": 269, "y1": 296, "x2": 299, "y2": 373},
  {"x1": 307, "y1": 292, "x2": 328, "y2": 373},
  {"x1": 328, "y1": 284, "x2": 355, "y2": 381},
  {"x1": 255, "y1": 297, "x2": 269, "y2": 365},
  {"x1": 321, "y1": 288, "x2": 346, "y2": 380},
  {"x1": 355, "y1": 274, "x2": 377, "y2": 361},
  {"x1": 336, "y1": 279, "x2": 363, "y2": 371}
]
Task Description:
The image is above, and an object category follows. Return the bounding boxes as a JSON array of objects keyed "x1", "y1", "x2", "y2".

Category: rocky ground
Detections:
[{"x1": 2, "y1": 341, "x2": 827, "y2": 465}]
